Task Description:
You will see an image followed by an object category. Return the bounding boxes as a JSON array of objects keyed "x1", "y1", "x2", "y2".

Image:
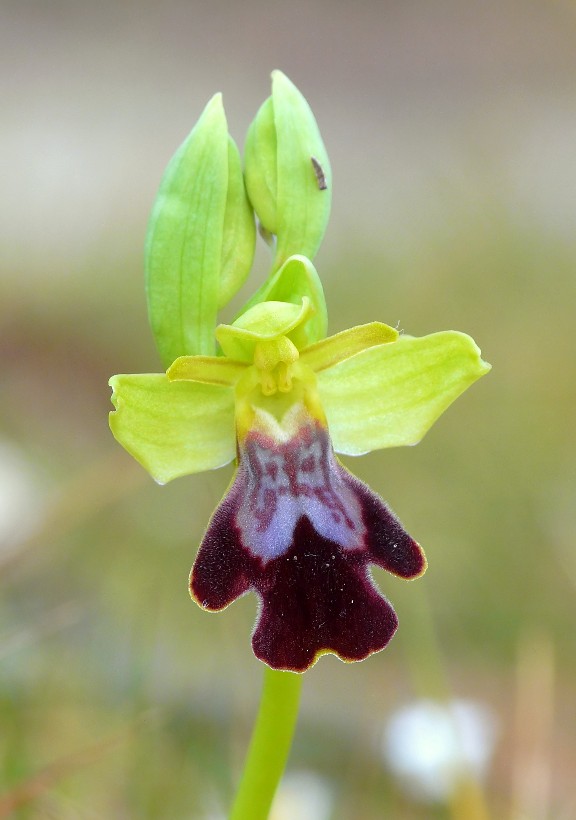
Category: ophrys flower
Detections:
[{"x1": 110, "y1": 257, "x2": 489, "y2": 672}]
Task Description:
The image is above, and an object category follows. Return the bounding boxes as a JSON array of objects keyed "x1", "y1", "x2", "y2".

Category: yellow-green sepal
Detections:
[
  {"x1": 145, "y1": 95, "x2": 255, "y2": 367},
  {"x1": 109, "y1": 374, "x2": 236, "y2": 483},
  {"x1": 244, "y1": 71, "x2": 331, "y2": 272},
  {"x1": 316, "y1": 331, "x2": 491, "y2": 455},
  {"x1": 216, "y1": 298, "x2": 313, "y2": 362},
  {"x1": 236, "y1": 255, "x2": 328, "y2": 347}
]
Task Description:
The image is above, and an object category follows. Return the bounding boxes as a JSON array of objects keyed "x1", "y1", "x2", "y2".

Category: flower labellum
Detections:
[{"x1": 192, "y1": 402, "x2": 426, "y2": 672}]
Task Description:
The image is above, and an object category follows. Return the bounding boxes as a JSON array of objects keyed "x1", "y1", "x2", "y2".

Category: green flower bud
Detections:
[
  {"x1": 218, "y1": 137, "x2": 256, "y2": 310},
  {"x1": 145, "y1": 94, "x2": 255, "y2": 367},
  {"x1": 244, "y1": 70, "x2": 332, "y2": 272}
]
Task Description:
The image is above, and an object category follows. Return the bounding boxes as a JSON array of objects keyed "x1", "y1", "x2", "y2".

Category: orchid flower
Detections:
[
  {"x1": 108, "y1": 72, "x2": 490, "y2": 674},
  {"x1": 110, "y1": 253, "x2": 489, "y2": 672}
]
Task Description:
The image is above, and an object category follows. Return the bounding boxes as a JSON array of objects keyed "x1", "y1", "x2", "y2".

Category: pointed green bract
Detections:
[
  {"x1": 145, "y1": 95, "x2": 255, "y2": 368},
  {"x1": 316, "y1": 331, "x2": 491, "y2": 455},
  {"x1": 244, "y1": 71, "x2": 331, "y2": 273},
  {"x1": 236, "y1": 255, "x2": 328, "y2": 347},
  {"x1": 109, "y1": 374, "x2": 236, "y2": 484}
]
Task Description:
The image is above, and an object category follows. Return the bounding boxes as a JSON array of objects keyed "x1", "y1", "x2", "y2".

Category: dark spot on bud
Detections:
[{"x1": 311, "y1": 156, "x2": 328, "y2": 190}]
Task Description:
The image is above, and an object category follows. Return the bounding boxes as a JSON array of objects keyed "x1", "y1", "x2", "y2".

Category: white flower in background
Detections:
[
  {"x1": 271, "y1": 771, "x2": 334, "y2": 820},
  {"x1": 382, "y1": 698, "x2": 498, "y2": 802},
  {"x1": 201, "y1": 770, "x2": 333, "y2": 820},
  {"x1": 0, "y1": 440, "x2": 43, "y2": 558}
]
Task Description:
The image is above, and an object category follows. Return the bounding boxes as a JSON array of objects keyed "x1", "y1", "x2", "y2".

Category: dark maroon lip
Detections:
[{"x1": 191, "y1": 417, "x2": 425, "y2": 672}]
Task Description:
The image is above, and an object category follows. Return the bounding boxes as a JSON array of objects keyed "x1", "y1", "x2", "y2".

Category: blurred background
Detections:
[{"x1": 1, "y1": 0, "x2": 576, "y2": 817}]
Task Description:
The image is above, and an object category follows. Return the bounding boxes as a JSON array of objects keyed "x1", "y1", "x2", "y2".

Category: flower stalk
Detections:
[{"x1": 230, "y1": 668, "x2": 302, "y2": 820}]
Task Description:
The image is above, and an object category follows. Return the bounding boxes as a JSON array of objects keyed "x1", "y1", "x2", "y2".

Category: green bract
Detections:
[
  {"x1": 145, "y1": 94, "x2": 255, "y2": 367},
  {"x1": 244, "y1": 71, "x2": 332, "y2": 273}
]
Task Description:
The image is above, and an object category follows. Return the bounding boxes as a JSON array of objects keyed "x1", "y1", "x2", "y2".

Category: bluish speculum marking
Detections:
[{"x1": 236, "y1": 405, "x2": 366, "y2": 561}]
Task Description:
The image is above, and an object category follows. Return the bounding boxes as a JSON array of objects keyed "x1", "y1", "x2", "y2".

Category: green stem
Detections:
[{"x1": 230, "y1": 666, "x2": 303, "y2": 820}]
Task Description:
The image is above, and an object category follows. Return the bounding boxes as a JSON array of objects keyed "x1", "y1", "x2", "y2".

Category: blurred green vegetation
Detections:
[{"x1": 2, "y1": 0, "x2": 576, "y2": 817}]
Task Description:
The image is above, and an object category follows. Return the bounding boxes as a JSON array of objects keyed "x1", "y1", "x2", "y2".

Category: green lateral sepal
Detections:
[
  {"x1": 109, "y1": 373, "x2": 236, "y2": 483},
  {"x1": 316, "y1": 331, "x2": 491, "y2": 455}
]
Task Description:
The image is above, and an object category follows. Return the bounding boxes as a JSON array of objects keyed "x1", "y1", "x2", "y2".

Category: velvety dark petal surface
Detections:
[
  {"x1": 190, "y1": 410, "x2": 426, "y2": 672},
  {"x1": 351, "y1": 475, "x2": 426, "y2": 579},
  {"x1": 251, "y1": 516, "x2": 399, "y2": 671},
  {"x1": 191, "y1": 496, "x2": 254, "y2": 610}
]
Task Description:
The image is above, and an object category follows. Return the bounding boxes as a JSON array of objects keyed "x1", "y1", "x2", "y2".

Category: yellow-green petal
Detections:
[
  {"x1": 301, "y1": 322, "x2": 398, "y2": 373},
  {"x1": 317, "y1": 331, "x2": 491, "y2": 455},
  {"x1": 167, "y1": 355, "x2": 247, "y2": 385},
  {"x1": 109, "y1": 374, "x2": 235, "y2": 483}
]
